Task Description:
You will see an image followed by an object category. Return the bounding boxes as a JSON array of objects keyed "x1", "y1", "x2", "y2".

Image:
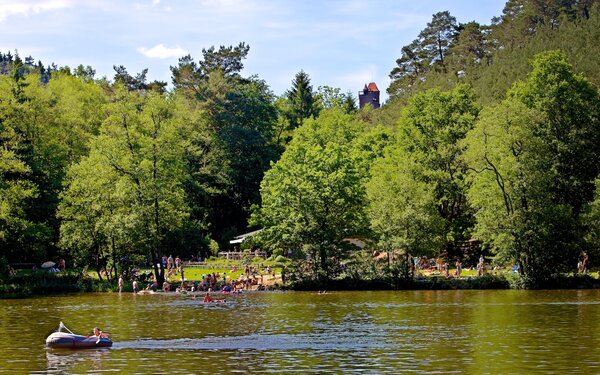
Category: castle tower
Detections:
[{"x1": 358, "y1": 82, "x2": 380, "y2": 109}]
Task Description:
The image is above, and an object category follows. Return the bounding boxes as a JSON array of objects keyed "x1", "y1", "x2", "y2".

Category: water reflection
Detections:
[{"x1": 43, "y1": 349, "x2": 111, "y2": 374}]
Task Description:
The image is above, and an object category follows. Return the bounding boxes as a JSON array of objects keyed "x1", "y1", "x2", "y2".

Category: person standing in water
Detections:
[{"x1": 118, "y1": 275, "x2": 124, "y2": 293}]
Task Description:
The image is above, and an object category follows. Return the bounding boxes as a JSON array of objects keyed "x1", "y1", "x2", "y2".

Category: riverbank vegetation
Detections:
[
  {"x1": 0, "y1": 270, "x2": 114, "y2": 298},
  {"x1": 1, "y1": 0, "x2": 600, "y2": 292},
  {"x1": 0, "y1": 255, "x2": 286, "y2": 297}
]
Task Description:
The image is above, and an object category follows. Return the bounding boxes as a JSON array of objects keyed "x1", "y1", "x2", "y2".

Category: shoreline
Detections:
[{"x1": 3, "y1": 273, "x2": 600, "y2": 299}]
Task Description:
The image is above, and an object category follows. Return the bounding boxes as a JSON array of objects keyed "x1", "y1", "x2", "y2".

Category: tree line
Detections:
[
  {"x1": 254, "y1": 50, "x2": 600, "y2": 287},
  {"x1": 386, "y1": 0, "x2": 600, "y2": 106},
  {"x1": 253, "y1": 1, "x2": 600, "y2": 287},
  {"x1": 0, "y1": 44, "x2": 353, "y2": 284},
  {"x1": 1, "y1": 0, "x2": 600, "y2": 288}
]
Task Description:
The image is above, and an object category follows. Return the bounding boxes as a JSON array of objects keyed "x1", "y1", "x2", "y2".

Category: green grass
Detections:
[
  {"x1": 82, "y1": 257, "x2": 286, "y2": 284},
  {"x1": 165, "y1": 267, "x2": 241, "y2": 282}
]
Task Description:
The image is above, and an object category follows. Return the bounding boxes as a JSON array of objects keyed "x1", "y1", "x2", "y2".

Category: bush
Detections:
[
  {"x1": 506, "y1": 273, "x2": 531, "y2": 289},
  {"x1": 209, "y1": 240, "x2": 220, "y2": 257},
  {"x1": 0, "y1": 270, "x2": 116, "y2": 297},
  {"x1": 506, "y1": 273, "x2": 600, "y2": 289}
]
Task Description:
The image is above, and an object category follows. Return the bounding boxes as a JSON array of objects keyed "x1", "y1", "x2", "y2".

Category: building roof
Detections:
[
  {"x1": 229, "y1": 229, "x2": 262, "y2": 244},
  {"x1": 367, "y1": 82, "x2": 379, "y2": 92}
]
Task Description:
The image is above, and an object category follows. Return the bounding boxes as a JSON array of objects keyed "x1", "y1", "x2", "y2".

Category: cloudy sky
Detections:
[{"x1": 0, "y1": 0, "x2": 506, "y2": 101}]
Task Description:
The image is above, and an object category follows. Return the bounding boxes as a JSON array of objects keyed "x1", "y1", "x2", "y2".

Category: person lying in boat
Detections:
[{"x1": 92, "y1": 327, "x2": 108, "y2": 338}]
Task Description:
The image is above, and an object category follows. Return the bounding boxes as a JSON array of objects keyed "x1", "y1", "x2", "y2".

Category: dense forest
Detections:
[{"x1": 1, "y1": 0, "x2": 600, "y2": 287}]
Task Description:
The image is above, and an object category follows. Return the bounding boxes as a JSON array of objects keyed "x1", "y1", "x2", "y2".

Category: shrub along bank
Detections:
[{"x1": 0, "y1": 271, "x2": 113, "y2": 298}]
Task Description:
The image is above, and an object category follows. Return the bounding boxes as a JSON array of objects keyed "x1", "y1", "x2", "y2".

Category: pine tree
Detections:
[{"x1": 285, "y1": 70, "x2": 320, "y2": 130}]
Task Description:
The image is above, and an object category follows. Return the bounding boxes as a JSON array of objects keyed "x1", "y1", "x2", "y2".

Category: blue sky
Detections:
[{"x1": 0, "y1": 0, "x2": 506, "y2": 101}]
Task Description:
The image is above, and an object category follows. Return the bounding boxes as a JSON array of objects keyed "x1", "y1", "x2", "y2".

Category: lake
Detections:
[{"x1": 1, "y1": 290, "x2": 599, "y2": 374}]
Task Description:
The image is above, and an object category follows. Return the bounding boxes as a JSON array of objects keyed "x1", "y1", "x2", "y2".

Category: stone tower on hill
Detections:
[{"x1": 358, "y1": 82, "x2": 380, "y2": 109}]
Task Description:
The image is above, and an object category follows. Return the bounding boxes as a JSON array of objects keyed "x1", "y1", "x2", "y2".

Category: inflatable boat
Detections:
[{"x1": 46, "y1": 322, "x2": 112, "y2": 349}]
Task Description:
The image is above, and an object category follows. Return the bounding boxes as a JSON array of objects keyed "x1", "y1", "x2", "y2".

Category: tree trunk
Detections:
[
  {"x1": 151, "y1": 114, "x2": 164, "y2": 287},
  {"x1": 153, "y1": 260, "x2": 165, "y2": 287},
  {"x1": 95, "y1": 247, "x2": 103, "y2": 281},
  {"x1": 319, "y1": 246, "x2": 328, "y2": 277},
  {"x1": 111, "y1": 237, "x2": 118, "y2": 283}
]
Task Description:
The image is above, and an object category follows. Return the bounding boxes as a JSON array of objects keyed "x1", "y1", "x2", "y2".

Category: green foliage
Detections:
[
  {"x1": 419, "y1": 11, "x2": 459, "y2": 71},
  {"x1": 506, "y1": 272, "x2": 600, "y2": 289},
  {"x1": 316, "y1": 86, "x2": 357, "y2": 114},
  {"x1": 3, "y1": 8, "x2": 600, "y2": 293},
  {"x1": 58, "y1": 88, "x2": 191, "y2": 283},
  {"x1": 284, "y1": 70, "x2": 321, "y2": 131},
  {"x1": 371, "y1": 85, "x2": 479, "y2": 257},
  {"x1": 464, "y1": 51, "x2": 600, "y2": 283},
  {"x1": 0, "y1": 270, "x2": 104, "y2": 297},
  {"x1": 469, "y1": 6, "x2": 600, "y2": 103},
  {"x1": 388, "y1": 11, "x2": 459, "y2": 97},
  {"x1": 583, "y1": 179, "x2": 600, "y2": 264},
  {"x1": 113, "y1": 65, "x2": 166, "y2": 93},
  {"x1": 386, "y1": 1, "x2": 600, "y2": 106},
  {"x1": 171, "y1": 46, "x2": 281, "y2": 245},
  {"x1": 367, "y1": 149, "x2": 445, "y2": 256},
  {"x1": 252, "y1": 110, "x2": 369, "y2": 275},
  {"x1": 0, "y1": 71, "x2": 106, "y2": 262},
  {"x1": 209, "y1": 239, "x2": 220, "y2": 257},
  {"x1": 446, "y1": 21, "x2": 490, "y2": 71},
  {"x1": 0, "y1": 133, "x2": 37, "y2": 245},
  {"x1": 342, "y1": 251, "x2": 413, "y2": 288},
  {"x1": 198, "y1": 42, "x2": 250, "y2": 78},
  {"x1": 488, "y1": 0, "x2": 596, "y2": 49}
]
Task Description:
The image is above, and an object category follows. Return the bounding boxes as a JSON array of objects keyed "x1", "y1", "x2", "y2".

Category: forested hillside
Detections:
[
  {"x1": 377, "y1": 0, "x2": 600, "y2": 123},
  {"x1": 1, "y1": 0, "x2": 599, "y2": 287},
  {"x1": 255, "y1": 0, "x2": 600, "y2": 286}
]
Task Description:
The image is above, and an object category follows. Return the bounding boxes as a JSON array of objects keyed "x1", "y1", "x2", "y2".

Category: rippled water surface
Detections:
[{"x1": 2, "y1": 290, "x2": 600, "y2": 373}]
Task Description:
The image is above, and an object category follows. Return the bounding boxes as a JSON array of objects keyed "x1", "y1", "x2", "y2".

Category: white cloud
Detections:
[
  {"x1": 152, "y1": 0, "x2": 160, "y2": 4},
  {"x1": 137, "y1": 43, "x2": 187, "y2": 59},
  {"x1": 0, "y1": 0, "x2": 72, "y2": 22}
]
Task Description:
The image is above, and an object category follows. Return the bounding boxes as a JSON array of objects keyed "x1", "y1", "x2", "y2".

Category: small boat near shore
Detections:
[{"x1": 46, "y1": 322, "x2": 112, "y2": 349}]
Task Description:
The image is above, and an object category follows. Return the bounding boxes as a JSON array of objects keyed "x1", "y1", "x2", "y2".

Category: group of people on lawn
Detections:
[
  {"x1": 410, "y1": 255, "x2": 488, "y2": 278},
  {"x1": 119, "y1": 261, "x2": 272, "y2": 294}
]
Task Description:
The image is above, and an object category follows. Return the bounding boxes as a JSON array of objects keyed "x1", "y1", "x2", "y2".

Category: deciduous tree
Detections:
[{"x1": 464, "y1": 51, "x2": 600, "y2": 283}]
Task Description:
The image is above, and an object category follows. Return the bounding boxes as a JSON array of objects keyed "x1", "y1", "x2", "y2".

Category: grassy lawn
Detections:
[
  {"x1": 418, "y1": 268, "x2": 512, "y2": 278},
  {"x1": 14, "y1": 262, "x2": 599, "y2": 285},
  {"x1": 127, "y1": 258, "x2": 285, "y2": 284}
]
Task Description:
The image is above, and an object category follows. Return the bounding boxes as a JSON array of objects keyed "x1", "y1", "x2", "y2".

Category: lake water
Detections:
[{"x1": 1, "y1": 290, "x2": 600, "y2": 374}]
